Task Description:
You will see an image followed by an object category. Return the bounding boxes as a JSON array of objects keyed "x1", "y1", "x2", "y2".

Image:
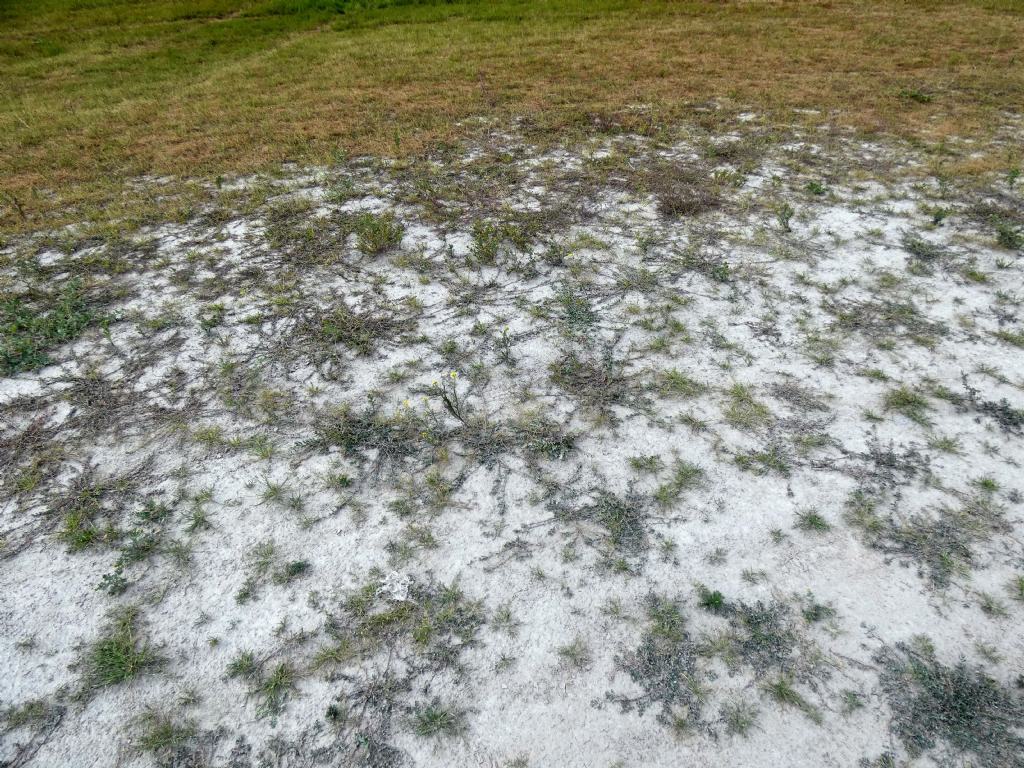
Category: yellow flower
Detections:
[{"x1": 449, "y1": 370, "x2": 458, "y2": 379}]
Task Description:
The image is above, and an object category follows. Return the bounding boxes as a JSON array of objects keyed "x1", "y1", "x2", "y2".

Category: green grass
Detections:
[
  {"x1": 82, "y1": 607, "x2": 163, "y2": 689},
  {"x1": 1, "y1": 281, "x2": 103, "y2": 375},
  {"x1": 411, "y1": 699, "x2": 466, "y2": 738},
  {"x1": 2, "y1": 0, "x2": 1023, "y2": 233}
]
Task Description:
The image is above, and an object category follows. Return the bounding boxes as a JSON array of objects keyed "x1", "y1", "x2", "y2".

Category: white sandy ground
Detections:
[{"x1": 2, "y1": 120, "x2": 1023, "y2": 768}]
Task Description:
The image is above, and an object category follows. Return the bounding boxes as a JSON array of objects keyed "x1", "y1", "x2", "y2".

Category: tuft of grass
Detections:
[
  {"x1": 649, "y1": 163, "x2": 720, "y2": 218},
  {"x1": 411, "y1": 699, "x2": 466, "y2": 738},
  {"x1": 226, "y1": 650, "x2": 258, "y2": 680},
  {"x1": 317, "y1": 302, "x2": 418, "y2": 356},
  {"x1": 354, "y1": 211, "x2": 404, "y2": 255},
  {"x1": 549, "y1": 350, "x2": 631, "y2": 411},
  {"x1": 553, "y1": 490, "x2": 650, "y2": 557},
  {"x1": 136, "y1": 709, "x2": 196, "y2": 757},
  {"x1": 994, "y1": 328, "x2": 1024, "y2": 348},
  {"x1": 724, "y1": 384, "x2": 771, "y2": 430},
  {"x1": 2, "y1": 699, "x2": 53, "y2": 731},
  {"x1": 82, "y1": 606, "x2": 163, "y2": 690},
  {"x1": 654, "y1": 460, "x2": 705, "y2": 508},
  {"x1": 657, "y1": 369, "x2": 706, "y2": 399},
  {"x1": 696, "y1": 584, "x2": 727, "y2": 615},
  {"x1": 794, "y1": 510, "x2": 831, "y2": 533},
  {"x1": 763, "y1": 677, "x2": 821, "y2": 723},
  {"x1": 557, "y1": 637, "x2": 593, "y2": 671},
  {"x1": 255, "y1": 662, "x2": 297, "y2": 718},
  {"x1": 883, "y1": 386, "x2": 932, "y2": 425},
  {"x1": 994, "y1": 219, "x2": 1023, "y2": 250},
  {"x1": 720, "y1": 700, "x2": 760, "y2": 737}
]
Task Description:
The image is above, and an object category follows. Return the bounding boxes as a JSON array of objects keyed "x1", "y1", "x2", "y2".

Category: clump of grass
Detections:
[
  {"x1": 674, "y1": 247, "x2": 731, "y2": 283},
  {"x1": 558, "y1": 285, "x2": 597, "y2": 332},
  {"x1": 654, "y1": 459, "x2": 705, "y2": 508},
  {"x1": 704, "y1": 598, "x2": 826, "y2": 689},
  {"x1": 135, "y1": 709, "x2": 197, "y2": 759},
  {"x1": 226, "y1": 650, "x2": 258, "y2": 680},
  {"x1": 763, "y1": 676, "x2": 821, "y2": 723},
  {"x1": 648, "y1": 163, "x2": 720, "y2": 218},
  {"x1": 849, "y1": 489, "x2": 1009, "y2": 587},
  {"x1": 2, "y1": 699, "x2": 54, "y2": 731},
  {"x1": 411, "y1": 699, "x2": 466, "y2": 738},
  {"x1": 876, "y1": 639, "x2": 1024, "y2": 765},
  {"x1": 720, "y1": 700, "x2": 760, "y2": 736},
  {"x1": 1, "y1": 280, "x2": 103, "y2": 375},
  {"x1": 309, "y1": 403, "x2": 439, "y2": 469},
  {"x1": 994, "y1": 328, "x2": 1024, "y2": 348},
  {"x1": 469, "y1": 220, "x2": 503, "y2": 265},
  {"x1": 828, "y1": 296, "x2": 946, "y2": 347},
  {"x1": 994, "y1": 219, "x2": 1022, "y2": 250},
  {"x1": 354, "y1": 211, "x2": 404, "y2": 255},
  {"x1": 883, "y1": 386, "x2": 932, "y2": 425},
  {"x1": 724, "y1": 384, "x2": 771, "y2": 430},
  {"x1": 901, "y1": 232, "x2": 947, "y2": 265},
  {"x1": 794, "y1": 510, "x2": 831, "y2": 533},
  {"x1": 256, "y1": 662, "x2": 298, "y2": 718},
  {"x1": 696, "y1": 584, "x2": 728, "y2": 614},
  {"x1": 557, "y1": 637, "x2": 593, "y2": 671},
  {"x1": 734, "y1": 441, "x2": 791, "y2": 476},
  {"x1": 656, "y1": 369, "x2": 706, "y2": 399},
  {"x1": 82, "y1": 606, "x2": 163, "y2": 690},
  {"x1": 342, "y1": 576, "x2": 485, "y2": 655}
]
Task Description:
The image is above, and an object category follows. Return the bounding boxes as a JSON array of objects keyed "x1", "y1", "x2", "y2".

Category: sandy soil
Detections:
[{"x1": 2, "y1": 119, "x2": 1023, "y2": 768}]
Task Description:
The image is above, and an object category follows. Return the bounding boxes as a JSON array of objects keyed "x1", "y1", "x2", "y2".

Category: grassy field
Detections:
[{"x1": 1, "y1": 0, "x2": 1023, "y2": 231}]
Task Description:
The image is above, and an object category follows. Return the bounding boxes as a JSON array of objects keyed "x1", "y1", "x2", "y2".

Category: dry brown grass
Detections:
[{"x1": 1, "y1": 0, "x2": 1022, "y2": 233}]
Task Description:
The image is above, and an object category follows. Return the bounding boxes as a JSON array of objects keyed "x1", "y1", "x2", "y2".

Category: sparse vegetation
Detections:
[
  {"x1": 3, "y1": 30, "x2": 1024, "y2": 764},
  {"x1": 877, "y1": 639, "x2": 1024, "y2": 765}
]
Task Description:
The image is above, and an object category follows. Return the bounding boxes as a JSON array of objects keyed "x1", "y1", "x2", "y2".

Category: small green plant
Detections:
[
  {"x1": 226, "y1": 650, "x2": 258, "y2": 679},
  {"x1": 764, "y1": 677, "x2": 821, "y2": 723},
  {"x1": 994, "y1": 219, "x2": 1022, "y2": 250},
  {"x1": 657, "y1": 369, "x2": 706, "y2": 398},
  {"x1": 355, "y1": 211, "x2": 404, "y2": 255},
  {"x1": 696, "y1": 584, "x2": 727, "y2": 614},
  {"x1": 720, "y1": 700, "x2": 760, "y2": 736},
  {"x1": 470, "y1": 220, "x2": 503, "y2": 265},
  {"x1": 654, "y1": 460, "x2": 705, "y2": 508},
  {"x1": 136, "y1": 709, "x2": 196, "y2": 758},
  {"x1": 883, "y1": 386, "x2": 931, "y2": 425},
  {"x1": 776, "y1": 202, "x2": 794, "y2": 233},
  {"x1": 256, "y1": 662, "x2": 297, "y2": 718},
  {"x1": 606, "y1": 593, "x2": 706, "y2": 731},
  {"x1": 411, "y1": 699, "x2": 466, "y2": 738},
  {"x1": 557, "y1": 637, "x2": 593, "y2": 671},
  {"x1": 82, "y1": 606, "x2": 163, "y2": 690},
  {"x1": 724, "y1": 383, "x2": 771, "y2": 429},
  {"x1": 794, "y1": 510, "x2": 831, "y2": 533}
]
